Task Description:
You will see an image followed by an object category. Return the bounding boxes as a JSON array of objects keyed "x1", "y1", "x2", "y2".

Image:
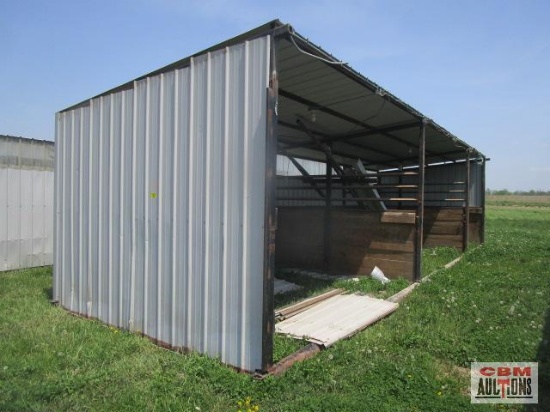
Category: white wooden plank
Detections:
[{"x1": 276, "y1": 294, "x2": 398, "y2": 347}]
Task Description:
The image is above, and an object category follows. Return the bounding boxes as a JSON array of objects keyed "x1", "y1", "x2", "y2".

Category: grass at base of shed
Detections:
[
  {"x1": 274, "y1": 245, "x2": 459, "y2": 310},
  {"x1": 1, "y1": 202, "x2": 549, "y2": 411},
  {"x1": 421, "y1": 246, "x2": 461, "y2": 276},
  {"x1": 273, "y1": 246, "x2": 467, "y2": 362}
]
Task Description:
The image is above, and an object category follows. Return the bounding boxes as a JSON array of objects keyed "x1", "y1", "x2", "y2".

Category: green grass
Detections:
[
  {"x1": 422, "y1": 246, "x2": 461, "y2": 277},
  {"x1": 274, "y1": 269, "x2": 409, "y2": 307},
  {"x1": 274, "y1": 270, "x2": 337, "y2": 310},
  {"x1": 1, "y1": 203, "x2": 549, "y2": 411}
]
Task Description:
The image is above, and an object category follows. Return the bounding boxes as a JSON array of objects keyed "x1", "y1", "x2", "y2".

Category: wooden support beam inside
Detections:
[
  {"x1": 414, "y1": 120, "x2": 426, "y2": 282},
  {"x1": 463, "y1": 151, "x2": 471, "y2": 252},
  {"x1": 324, "y1": 155, "x2": 333, "y2": 271}
]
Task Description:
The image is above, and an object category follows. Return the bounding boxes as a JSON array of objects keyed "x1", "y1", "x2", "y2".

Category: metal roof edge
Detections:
[
  {"x1": 57, "y1": 20, "x2": 486, "y2": 159},
  {"x1": 59, "y1": 19, "x2": 287, "y2": 113}
]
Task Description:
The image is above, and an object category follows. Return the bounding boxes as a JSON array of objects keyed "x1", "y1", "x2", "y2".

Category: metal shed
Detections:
[
  {"x1": 1, "y1": 135, "x2": 54, "y2": 271},
  {"x1": 54, "y1": 20, "x2": 486, "y2": 373}
]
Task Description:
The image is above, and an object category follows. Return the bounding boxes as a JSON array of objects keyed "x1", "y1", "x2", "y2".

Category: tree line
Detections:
[{"x1": 486, "y1": 189, "x2": 550, "y2": 196}]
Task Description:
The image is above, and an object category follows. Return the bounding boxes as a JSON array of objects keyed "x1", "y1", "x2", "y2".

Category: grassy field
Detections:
[{"x1": 1, "y1": 202, "x2": 549, "y2": 411}]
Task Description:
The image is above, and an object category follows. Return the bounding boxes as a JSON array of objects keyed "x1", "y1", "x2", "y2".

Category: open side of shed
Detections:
[
  {"x1": 271, "y1": 24, "x2": 486, "y2": 284},
  {"x1": 54, "y1": 20, "x2": 486, "y2": 374}
]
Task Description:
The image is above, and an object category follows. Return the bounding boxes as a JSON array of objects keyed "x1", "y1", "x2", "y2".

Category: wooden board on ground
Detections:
[
  {"x1": 275, "y1": 288, "x2": 343, "y2": 321},
  {"x1": 276, "y1": 294, "x2": 398, "y2": 347}
]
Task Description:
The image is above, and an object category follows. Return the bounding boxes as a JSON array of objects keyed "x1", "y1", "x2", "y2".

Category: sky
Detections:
[{"x1": 1, "y1": 0, "x2": 549, "y2": 191}]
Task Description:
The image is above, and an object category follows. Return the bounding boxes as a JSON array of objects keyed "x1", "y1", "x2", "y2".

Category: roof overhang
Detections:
[
  {"x1": 273, "y1": 24, "x2": 486, "y2": 170},
  {"x1": 60, "y1": 19, "x2": 485, "y2": 170}
]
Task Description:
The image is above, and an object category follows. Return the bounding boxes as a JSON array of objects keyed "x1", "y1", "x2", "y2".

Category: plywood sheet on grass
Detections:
[{"x1": 275, "y1": 294, "x2": 398, "y2": 347}]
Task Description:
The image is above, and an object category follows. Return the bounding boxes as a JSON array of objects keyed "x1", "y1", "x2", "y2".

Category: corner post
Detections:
[
  {"x1": 261, "y1": 34, "x2": 278, "y2": 373},
  {"x1": 480, "y1": 156, "x2": 486, "y2": 244},
  {"x1": 323, "y1": 147, "x2": 333, "y2": 272},
  {"x1": 463, "y1": 150, "x2": 471, "y2": 252},
  {"x1": 413, "y1": 119, "x2": 427, "y2": 282}
]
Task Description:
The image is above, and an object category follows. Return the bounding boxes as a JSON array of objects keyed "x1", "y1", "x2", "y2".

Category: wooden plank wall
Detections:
[
  {"x1": 275, "y1": 208, "x2": 325, "y2": 271},
  {"x1": 423, "y1": 207, "x2": 483, "y2": 248},
  {"x1": 275, "y1": 207, "x2": 483, "y2": 282},
  {"x1": 275, "y1": 207, "x2": 415, "y2": 281}
]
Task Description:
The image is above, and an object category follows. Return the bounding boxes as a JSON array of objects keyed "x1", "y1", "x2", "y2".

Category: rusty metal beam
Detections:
[{"x1": 265, "y1": 343, "x2": 322, "y2": 377}]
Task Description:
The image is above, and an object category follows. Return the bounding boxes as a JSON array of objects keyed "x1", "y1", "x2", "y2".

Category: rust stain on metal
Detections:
[{"x1": 264, "y1": 343, "x2": 322, "y2": 377}]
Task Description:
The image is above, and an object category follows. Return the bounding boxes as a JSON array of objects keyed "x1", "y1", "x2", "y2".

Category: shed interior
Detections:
[{"x1": 270, "y1": 23, "x2": 486, "y2": 282}]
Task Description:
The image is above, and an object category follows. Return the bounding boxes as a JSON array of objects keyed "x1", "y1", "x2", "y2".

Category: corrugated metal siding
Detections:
[
  {"x1": 54, "y1": 36, "x2": 271, "y2": 372},
  {"x1": 0, "y1": 136, "x2": 54, "y2": 271},
  {"x1": 379, "y1": 162, "x2": 482, "y2": 208},
  {"x1": 276, "y1": 155, "x2": 325, "y2": 176},
  {"x1": 276, "y1": 176, "x2": 325, "y2": 207},
  {"x1": 469, "y1": 162, "x2": 483, "y2": 207}
]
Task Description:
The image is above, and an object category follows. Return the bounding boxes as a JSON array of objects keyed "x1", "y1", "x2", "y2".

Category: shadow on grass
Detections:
[
  {"x1": 527, "y1": 308, "x2": 549, "y2": 411},
  {"x1": 43, "y1": 287, "x2": 53, "y2": 301},
  {"x1": 274, "y1": 270, "x2": 336, "y2": 309}
]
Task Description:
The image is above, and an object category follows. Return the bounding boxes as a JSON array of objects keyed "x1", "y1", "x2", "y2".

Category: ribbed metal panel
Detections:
[
  {"x1": 276, "y1": 176, "x2": 325, "y2": 207},
  {"x1": 54, "y1": 36, "x2": 271, "y2": 372},
  {"x1": 379, "y1": 162, "x2": 482, "y2": 208},
  {"x1": 469, "y1": 162, "x2": 483, "y2": 207},
  {"x1": 0, "y1": 136, "x2": 54, "y2": 271},
  {"x1": 276, "y1": 155, "x2": 325, "y2": 176}
]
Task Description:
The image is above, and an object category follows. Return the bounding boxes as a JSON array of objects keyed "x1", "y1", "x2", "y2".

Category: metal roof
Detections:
[
  {"x1": 61, "y1": 19, "x2": 485, "y2": 170},
  {"x1": 0, "y1": 135, "x2": 55, "y2": 170},
  {"x1": 274, "y1": 24, "x2": 486, "y2": 169}
]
